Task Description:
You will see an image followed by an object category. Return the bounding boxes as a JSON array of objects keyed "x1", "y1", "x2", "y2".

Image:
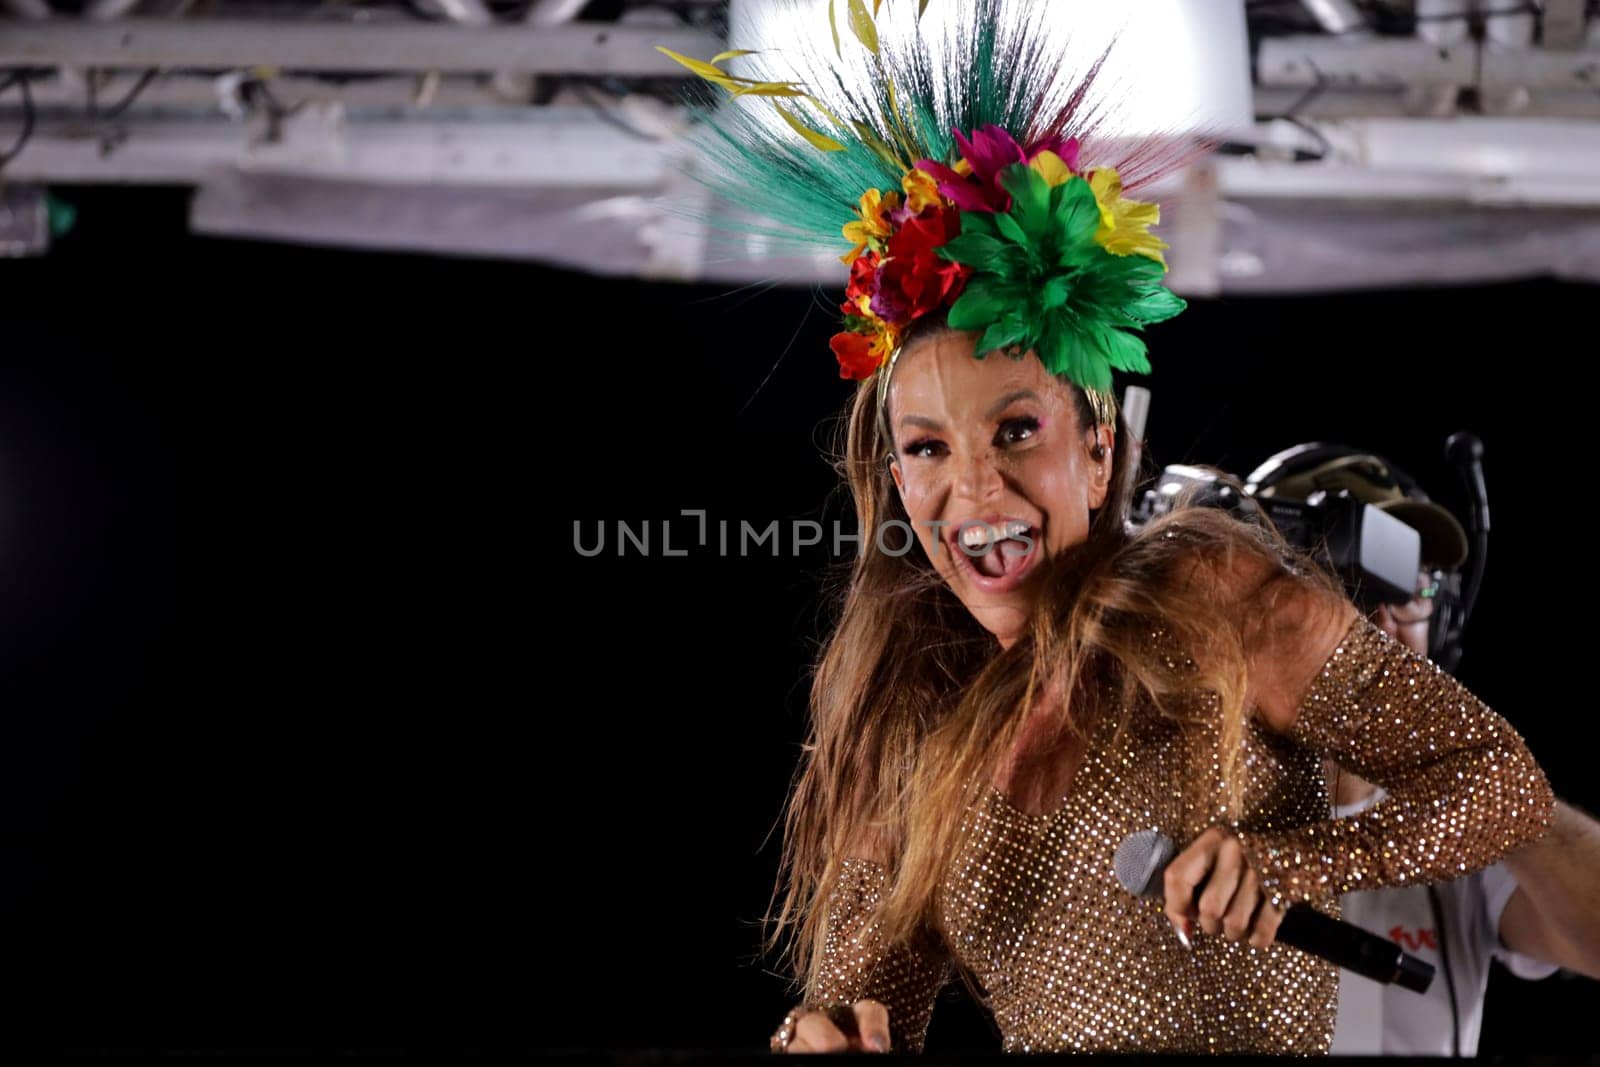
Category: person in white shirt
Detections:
[{"x1": 1248, "y1": 447, "x2": 1600, "y2": 1056}]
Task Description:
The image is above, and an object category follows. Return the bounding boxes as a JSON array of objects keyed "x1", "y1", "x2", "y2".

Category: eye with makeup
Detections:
[
  {"x1": 998, "y1": 414, "x2": 1041, "y2": 446},
  {"x1": 900, "y1": 415, "x2": 1042, "y2": 459}
]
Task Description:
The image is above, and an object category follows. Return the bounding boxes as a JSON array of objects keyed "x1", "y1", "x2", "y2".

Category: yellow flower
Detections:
[
  {"x1": 1028, "y1": 149, "x2": 1076, "y2": 188},
  {"x1": 840, "y1": 188, "x2": 902, "y2": 264},
  {"x1": 873, "y1": 332, "x2": 897, "y2": 365},
  {"x1": 869, "y1": 322, "x2": 900, "y2": 365},
  {"x1": 849, "y1": 294, "x2": 900, "y2": 360},
  {"x1": 1087, "y1": 167, "x2": 1168, "y2": 267},
  {"x1": 901, "y1": 168, "x2": 942, "y2": 214}
]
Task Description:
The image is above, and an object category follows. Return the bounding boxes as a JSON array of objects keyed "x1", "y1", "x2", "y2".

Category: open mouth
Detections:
[{"x1": 949, "y1": 518, "x2": 1041, "y2": 589}]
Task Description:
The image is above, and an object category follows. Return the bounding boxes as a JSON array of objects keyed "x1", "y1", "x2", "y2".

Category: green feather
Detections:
[
  {"x1": 947, "y1": 275, "x2": 1026, "y2": 329},
  {"x1": 954, "y1": 210, "x2": 1001, "y2": 240},
  {"x1": 975, "y1": 309, "x2": 1030, "y2": 357},
  {"x1": 1039, "y1": 272, "x2": 1073, "y2": 311},
  {"x1": 1001, "y1": 165, "x2": 1052, "y2": 240},
  {"x1": 663, "y1": 0, "x2": 1120, "y2": 259},
  {"x1": 938, "y1": 232, "x2": 1018, "y2": 270},
  {"x1": 1052, "y1": 179, "x2": 1103, "y2": 249},
  {"x1": 993, "y1": 211, "x2": 1029, "y2": 248},
  {"x1": 1125, "y1": 287, "x2": 1187, "y2": 324},
  {"x1": 930, "y1": 162, "x2": 1184, "y2": 394}
]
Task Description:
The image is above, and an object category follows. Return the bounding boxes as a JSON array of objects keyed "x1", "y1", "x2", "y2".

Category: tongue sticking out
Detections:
[
  {"x1": 972, "y1": 546, "x2": 1006, "y2": 578},
  {"x1": 970, "y1": 534, "x2": 1031, "y2": 579}
]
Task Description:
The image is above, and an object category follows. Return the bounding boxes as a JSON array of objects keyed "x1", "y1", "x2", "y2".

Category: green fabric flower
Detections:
[{"x1": 937, "y1": 163, "x2": 1186, "y2": 393}]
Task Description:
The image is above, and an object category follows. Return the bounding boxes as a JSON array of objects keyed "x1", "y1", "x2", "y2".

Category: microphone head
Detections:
[
  {"x1": 1113, "y1": 829, "x2": 1175, "y2": 900},
  {"x1": 1445, "y1": 432, "x2": 1483, "y2": 464}
]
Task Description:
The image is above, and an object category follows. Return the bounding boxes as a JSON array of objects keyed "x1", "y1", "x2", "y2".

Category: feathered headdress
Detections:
[{"x1": 659, "y1": 0, "x2": 1194, "y2": 428}]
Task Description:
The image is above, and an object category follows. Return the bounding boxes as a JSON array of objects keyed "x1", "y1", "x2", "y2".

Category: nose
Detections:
[{"x1": 954, "y1": 444, "x2": 1005, "y2": 506}]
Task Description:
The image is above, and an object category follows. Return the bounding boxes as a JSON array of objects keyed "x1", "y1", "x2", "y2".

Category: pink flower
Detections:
[{"x1": 914, "y1": 127, "x2": 1081, "y2": 214}]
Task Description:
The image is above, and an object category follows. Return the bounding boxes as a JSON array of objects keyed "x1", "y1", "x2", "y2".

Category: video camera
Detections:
[
  {"x1": 1129, "y1": 459, "x2": 1431, "y2": 611},
  {"x1": 1118, "y1": 388, "x2": 1489, "y2": 671}
]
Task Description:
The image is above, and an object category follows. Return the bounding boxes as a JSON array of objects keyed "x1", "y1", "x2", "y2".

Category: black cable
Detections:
[
  {"x1": 1280, "y1": 68, "x2": 1330, "y2": 121},
  {"x1": 1426, "y1": 886, "x2": 1463, "y2": 1058},
  {"x1": 95, "y1": 68, "x2": 162, "y2": 121},
  {"x1": 244, "y1": 78, "x2": 303, "y2": 126},
  {"x1": 1243, "y1": 63, "x2": 1329, "y2": 162},
  {"x1": 1283, "y1": 115, "x2": 1331, "y2": 160},
  {"x1": 0, "y1": 71, "x2": 36, "y2": 172}
]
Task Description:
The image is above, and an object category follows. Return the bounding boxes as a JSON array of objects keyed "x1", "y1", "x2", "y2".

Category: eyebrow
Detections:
[
  {"x1": 897, "y1": 413, "x2": 944, "y2": 432},
  {"x1": 985, "y1": 390, "x2": 1041, "y2": 421},
  {"x1": 897, "y1": 390, "x2": 1042, "y2": 433}
]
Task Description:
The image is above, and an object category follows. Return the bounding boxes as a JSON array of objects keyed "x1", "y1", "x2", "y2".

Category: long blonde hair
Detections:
[{"x1": 761, "y1": 325, "x2": 1338, "y2": 998}]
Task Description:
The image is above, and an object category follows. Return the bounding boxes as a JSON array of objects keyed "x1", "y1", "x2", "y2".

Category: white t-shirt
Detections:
[{"x1": 1328, "y1": 789, "x2": 1559, "y2": 1056}]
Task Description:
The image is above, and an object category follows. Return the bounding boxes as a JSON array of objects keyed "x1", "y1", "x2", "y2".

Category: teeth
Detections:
[
  {"x1": 959, "y1": 520, "x2": 1031, "y2": 549},
  {"x1": 960, "y1": 524, "x2": 993, "y2": 549}
]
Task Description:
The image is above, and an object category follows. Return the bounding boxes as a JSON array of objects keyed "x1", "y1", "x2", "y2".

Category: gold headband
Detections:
[{"x1": 875, "y1": 344, "x2": 906, "y2": 448}]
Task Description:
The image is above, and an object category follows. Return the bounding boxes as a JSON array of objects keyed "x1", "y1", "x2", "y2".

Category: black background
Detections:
[{"x1": 2, "y1": 186, "x2": 1594, "y2": 1052}]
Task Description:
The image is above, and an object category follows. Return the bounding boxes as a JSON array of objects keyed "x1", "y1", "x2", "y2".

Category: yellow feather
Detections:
[
  {"x1": 847, "y1": 0, "x2": 880, "y2": 55},
  {"x1": 730, "y1": 83, "x2": 810, "y2": 98},
  {"x1": 777, "y1": 105, "x2": 847, "y2": 152},
  {"x1": 655, "y1": 46, "x2": 736, "y2": 85}
]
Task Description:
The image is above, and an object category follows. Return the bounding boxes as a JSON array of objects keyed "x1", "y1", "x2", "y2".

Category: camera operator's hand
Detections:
[
  {"x1": 1371, "y1": 571, "x2": 1433, "y2": 657},
  {"x1": 770, "y1": 1000, "x2": 893, "y2": 1053}
]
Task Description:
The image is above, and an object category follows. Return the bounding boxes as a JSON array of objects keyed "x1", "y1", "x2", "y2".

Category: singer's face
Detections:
[{"x1": 886, "y1": 331, "x2": 1114, "y2": 650}]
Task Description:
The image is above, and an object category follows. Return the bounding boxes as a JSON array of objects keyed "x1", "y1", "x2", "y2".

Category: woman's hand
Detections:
[
  {"x1": 1163, "y1": 826, "x2": 1286, "y2": 950},
  {"x1": 771, "y1": 1000, "x2": 893, "y2": 1053}
]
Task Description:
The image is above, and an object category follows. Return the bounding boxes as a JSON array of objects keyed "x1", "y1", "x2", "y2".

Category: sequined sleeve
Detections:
[
  {"x1": 801, "y1": 857, "x2": 952, "y2": 1053},
  {"x1": 1236, "y1": 614, "x2": 1555, "y2": 912}
]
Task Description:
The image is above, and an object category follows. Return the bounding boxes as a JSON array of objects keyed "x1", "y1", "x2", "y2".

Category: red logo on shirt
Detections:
[{"x1": 1388, "y1": 924, "x2": 1438, "y2": 952}]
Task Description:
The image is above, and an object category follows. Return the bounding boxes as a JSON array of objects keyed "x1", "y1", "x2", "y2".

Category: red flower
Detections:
[
  {"x1": 878, "y1": 206, "x2": 971, "y2": 323},
  {"x1": 844, "y1": 251, "x2": 880, "y2": 306},
  {"x1": 831, "y1": 331, "x2": 882, "y2": 380}
]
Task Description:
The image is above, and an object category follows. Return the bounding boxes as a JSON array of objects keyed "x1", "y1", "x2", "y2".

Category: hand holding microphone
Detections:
[
  {"x1": 1121, "y1": 826, "x2": 1287, "y2": 951},
  {"x1": 1115, "y1": 828, "x2": 1434, "y2": 993},
  {"x1": 770, "y1": 1000, "x2": 894, "y2": 1054}
]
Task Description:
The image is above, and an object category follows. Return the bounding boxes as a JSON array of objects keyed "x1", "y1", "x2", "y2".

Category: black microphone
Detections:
[
  {"x1": 1113, "y1": 829, "x2": 1435, "y2": 994},
  {"x1": 1445, "y1": 432, "x2": 1489, "y2": 535}
]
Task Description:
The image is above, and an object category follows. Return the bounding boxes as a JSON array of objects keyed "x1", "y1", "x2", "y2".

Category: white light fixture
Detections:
[{"x1": 725, "y1": 0, "x2": 1253, "y2": 141}]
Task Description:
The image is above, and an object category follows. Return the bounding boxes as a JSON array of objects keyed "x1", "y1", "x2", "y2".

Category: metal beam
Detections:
[
  {"x1": 1257, "y1": 36, "x2": 1475, "y2": 88},
  {"x1": 15, "y1": 69, "x2": 542, "y2": 112},
  {"x1": 0, "y1": 18, "x2": 723, "y2": 76},
  {"x1": 1480, "y1": 44, "x2": 1600, "y2": 92},
  {"x1": 0, "y1": 105, "x2": 670, "y2": 186},
  {"x1": 20, "y1": 71, "x2": 1600, "y2": 122},
  {"x1": 1214, "y1": 117, "x2": 1600, "y2": 206},
  {"x1": 1254, "y1": 85, "x2": 1600, "y2": 119},
  {"x1": 1214, "y1": 158, "x2": 1600, "y2": 206}
]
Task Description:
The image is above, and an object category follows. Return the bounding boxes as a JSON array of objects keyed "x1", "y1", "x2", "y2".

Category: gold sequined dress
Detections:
[{"x1": 802, "y1": 615, "x2": 1555, "y2": 1053}]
